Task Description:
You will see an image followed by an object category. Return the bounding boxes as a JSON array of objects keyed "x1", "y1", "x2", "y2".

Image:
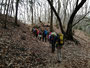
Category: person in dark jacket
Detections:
[
  {"x1": 50, "y1": 34, "x2": 57, "y2": 53},
  {"x1": 34, "y1": 28, "x2": 38, "y2": 38},
  {"x1": 43, "y1": 29, "x2": 48, "y2": 42}
]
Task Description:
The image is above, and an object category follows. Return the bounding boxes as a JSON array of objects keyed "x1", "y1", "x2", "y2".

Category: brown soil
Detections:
[{"x1": 0, "y1": 14, "x2": 90, "y2": 68}]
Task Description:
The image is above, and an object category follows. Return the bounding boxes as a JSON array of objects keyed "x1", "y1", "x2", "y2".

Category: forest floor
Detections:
[{"x1": 0, "y1": 14, "x2": 90, "y2": 68}]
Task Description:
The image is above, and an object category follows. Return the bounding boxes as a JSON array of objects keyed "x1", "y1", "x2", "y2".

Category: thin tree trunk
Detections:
[
  {"x1": 32, "y1": 6, "x2": 33, "y2": 25},
  {"x1": 4, "y1": 0, "x2": 8, "y2": 14},
  {"x1": 56, "y1": 0, "x2": 60, "y2": 28},
  {"x1": 48, "y1": 4, "x2": 50, "y2": 23},
  {"x1": 0, "y1": 0, "x2": 4, "y2": 13},
  {"x1": 15, "y1": 0, "x2": 19, "y2": 26},
  {"x1": 50, "y1": 0, "x2": 53, "y2": 32},
  {"x1": 11, "y1": 0, "x2": 14, "y2": 16},
  {"x1": 45, "y1": 7, "x2": 46, "y2": 22},
  {"x1": 4, "y1": 0, "x2": 10, "y2": 29}
]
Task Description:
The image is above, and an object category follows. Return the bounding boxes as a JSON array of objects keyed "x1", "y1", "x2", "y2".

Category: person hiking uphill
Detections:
[
  {"x1": 34, "y1": 28, "x2": 39, "y2": 38},
  {"x1": 32, "y1": 28, "x2": 36, "y2": 37},
  {"x1": 56, "y1": 33, "x2": 64, "y2": 63},
  {"x1": 32, "y1": 27, "x2": 35, "y2": 35},
  {"x1": 48, "y1": 32, "x2": 51, "y2": 42},
  {"x1": 38, "y1": 29, "x2": 42, "y2": 41},
  {"x1": 49, "y1": 32, "x2": 57, "y2": 53},
  {"x1": 43, "y1": 29, "x2": 48, "y2": 42}
]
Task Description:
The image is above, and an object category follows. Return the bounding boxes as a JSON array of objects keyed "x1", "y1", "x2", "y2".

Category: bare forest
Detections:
[{"x1": 0, "y1": 0, "x2": 90, "y2": 68}]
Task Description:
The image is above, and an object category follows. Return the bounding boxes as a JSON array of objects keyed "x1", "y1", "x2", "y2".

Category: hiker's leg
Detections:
[
  {"x1": 45, "y1": 35, "x2": 46, "y2": 42},
  {"x1": 53, "y1": 44, "x2": 55, "y2": 52},
  {"x1": 35, "y1": 33, "x2": 37, "y2": 38},
  {"x1": 43, "y1": 36, "x2": 44, "y2": 41},
  {"x1": 35, "y1": 34, "x2": 37, "y2": 37},
  {"x1": 57, "y1": 48, "x2": 61, "y2": 62},
  {"x1": 40, "y1": 37, "x2": 41, "y2": 41},
  {"x1": 51, "y1": 43, "x2": 53, "y2": 53},
  {"x1": 44, "y1": 36, "x2": 45, "y2": 42},
  {"x1": 41, "y1": 36, "x2": 42, "y2": 41},
  {"x1": 52, "y1": 44, "x2": 55, "y2": 53}
]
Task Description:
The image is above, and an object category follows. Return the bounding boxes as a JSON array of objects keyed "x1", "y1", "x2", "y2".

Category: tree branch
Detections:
[
  {"x1": 47, "y1": 0, "x2": 65, "y2": 34},
  {"x1": 72, "y1": 11, "x2": 90, "y2": 27},
  {"x1": 66, "y1": 0, "x2": 86, "y2": 32},
  {"x1": 76, "y1": 0, "x2": 79, "y2": 7}
]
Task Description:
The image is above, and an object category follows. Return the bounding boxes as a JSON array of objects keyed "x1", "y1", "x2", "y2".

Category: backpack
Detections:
[
  {"x1": 44, "y1": 30, "x2": 48, "y2": 35},
  {"x1": 56, "y1": 33, "x2": 64, "y2": 48},
  {"x1": 59, "y1": 33, "x2": 64, "y2": 45},
  {"x1": 50, "y1": 35, "x2": 54, "y2": 44}
]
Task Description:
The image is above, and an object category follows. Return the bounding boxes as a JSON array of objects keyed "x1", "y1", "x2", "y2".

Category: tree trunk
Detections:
[
  {"x1": 31, "y1": 0, "x2": 33, "y2": 25},
  {"x1": 56, "y1": 0, "x2": 61, "y2": 29},
  {"x1": 45, "y1": 7, "x2": 47, "y2": 22},
  {"x1": 50, "y1": 0, "x2": 53, "y2": 32},
  {"x1": 47, "y1": 0, "x2": 64, "y2": 34},
  {"x1": 66, "y1": 0, "x2": 86, "y2": 40},
  {"x1": 0, "y1": 0, "x2": 4, "y2": 13},
  {"x1": 10, "y1": 0, "x2": 14, "y2": 16},
  {"x1": 4, "y1": 0, "x2": 7, "y2": 14},
  {"x1": 47, "y1": 0, "x2": 86, "y2": 40},
  {"x1": 15, "y1": 0, "x2": 19, "y2": 26},
  {"x1": 4, "y1": 0, "x2": 10, "y2": 29},
  {"x1": 48, "y1": 4, "x2": 50, "y2": 23},
  {"x1": 32, "y1": 7, "x2": 33, "y2": 25}
]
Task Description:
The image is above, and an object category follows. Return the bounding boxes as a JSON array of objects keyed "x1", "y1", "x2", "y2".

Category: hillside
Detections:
[{"x1": 0, "y1": 14, "x2": 90, "y2": 68}]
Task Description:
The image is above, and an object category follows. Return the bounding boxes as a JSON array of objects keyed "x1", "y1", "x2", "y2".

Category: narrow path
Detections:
[{"x1": 29, "y1": 29, "x2": 90, "y2": 68}]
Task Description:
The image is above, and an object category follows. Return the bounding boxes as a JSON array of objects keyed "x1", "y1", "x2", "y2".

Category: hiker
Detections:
[
  {"x1": 56, "y1": 33, "x2": 64, "y2": 63},
  {"x1": 38, "y1": 29, "x2": 42, "y2": 41},
  {"x1": 32, "y1": 27, "x2": 34, "y2": 33},
  {"x1": 43, "y1": 29, "x2": 48, "y2": 42},
  {"x1": 48, "y1": 32, "x2": 51, "y2": 42},
  {"x1": 49, "y1": 32, "x2": 57, "y2": 53},
  {"x1": 37, "y1": 29, "x2": 39, "y2": 36},
  {"x1": 32, "y1": 28, "x2": 36, "y2": 36},
  {"x1": 34, "y1": 28, "x2": 38, "y2": 38}
]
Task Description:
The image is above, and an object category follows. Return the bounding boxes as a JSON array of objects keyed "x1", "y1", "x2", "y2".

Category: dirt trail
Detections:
[
  {"x1": 0, "y1": 23, "x2": 90, "y2": 68},
  {"x1": 0, "y1": 13, "x2": 90, "y2": 68},
  {"x1": 0, "y1": 19, "x2": 90, "y2": 68},
  {"x1": 36, "y1": 29, "x2": 90, "y2": 68}
]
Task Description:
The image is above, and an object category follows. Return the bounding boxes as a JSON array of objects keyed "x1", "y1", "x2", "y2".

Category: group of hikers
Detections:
[{"x1": 32, "y1": 27, "x2": 64, "y2": 63}]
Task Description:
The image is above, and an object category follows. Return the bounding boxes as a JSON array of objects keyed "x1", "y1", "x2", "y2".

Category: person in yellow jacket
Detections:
[{"x1": 56, "y1": 33, "x2": 64, "y2": 63}]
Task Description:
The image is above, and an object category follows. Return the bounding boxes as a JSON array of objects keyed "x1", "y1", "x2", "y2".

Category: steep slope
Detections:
[
  {"x1": 0, "y1": 14, "x2": 50, "y2": 67},
  {"x1": 0, "y1": 14, "x2": 90, "y2": 68}
]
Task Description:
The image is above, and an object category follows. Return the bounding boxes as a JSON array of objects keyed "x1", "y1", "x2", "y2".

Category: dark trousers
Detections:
[
  {"x1": 43, "y1": 35, "x2": 46, "y2": 42},
  {"x1": 36, "y1": 34, "x2": 38, "y2": 38},
  {"x1": 52, "y1": 43, "x2": 55, "y2": 53},
  {"x1": 39, "y1": 37, "x2": 41, "y2": 41}
]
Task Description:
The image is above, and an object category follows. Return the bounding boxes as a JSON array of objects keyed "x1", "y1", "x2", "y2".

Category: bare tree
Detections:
[
  {"x1": 0, "y1": 0, "x2": 4, "y2": 13},
  {"x1": 47, "y1": 0, "x2": 87, "y2": 40},
  {"x1": 31, "y1": 0, "x2": 34, "y2": 25},
  {"x1": 4, "y1": 0, "x2": 10, "y2": 29},
  {"x1": 66, "y1": 0, "x2": 87, "y2": 40},
  {"x1": 15, "y1": 0, "x2": 19, "y2": 26},
  {"x1": 56, "y1": 0, "x2": 61, "y2": 29},
  {"x1": 50, "y1": 0, "x2": 53, "y2": 32},
  {"x1": 4, "y1": 0, "x2": 8, "y2": 14}
]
